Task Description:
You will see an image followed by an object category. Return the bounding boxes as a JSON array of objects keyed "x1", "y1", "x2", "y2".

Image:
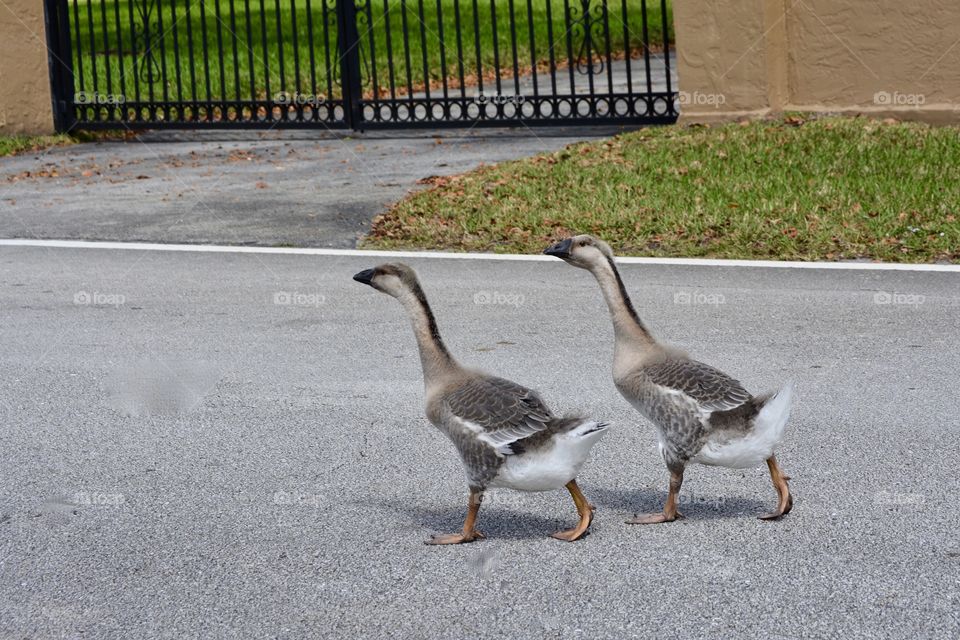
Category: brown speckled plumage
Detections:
[
  {"x1": 353, "y1": 262, "x2": 607, "y2": 543},
  {"x1": 615, "y1": 358, "x2": 758, "y2": 472},
  {"x1": 426, "y1": 373, "x2": 585, "y2": 490},
  {"x1": 544, "y1": 235, "x2": 795, "y2": 522}
]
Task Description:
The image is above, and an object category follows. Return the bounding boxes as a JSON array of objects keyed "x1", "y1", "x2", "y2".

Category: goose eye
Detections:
[{"x1": 579, "y1": 240, "x2": 588, "y2": 247}]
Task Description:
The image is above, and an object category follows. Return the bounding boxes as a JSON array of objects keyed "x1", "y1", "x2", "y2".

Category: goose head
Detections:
[
  {"x1": 543, "y1": 234, "x2": 614, "y2": 270},
  {"x1": 352, "y1": 262, "x2": 420, "y2": 298}
]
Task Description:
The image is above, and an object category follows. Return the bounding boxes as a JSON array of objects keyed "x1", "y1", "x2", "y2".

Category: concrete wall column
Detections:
[
  {"x1": 673, "y1": 0, "x2": 789, "y2": 122},
  {"x1": 0, "y1": 0, "x2": 56, "y2": 135}
]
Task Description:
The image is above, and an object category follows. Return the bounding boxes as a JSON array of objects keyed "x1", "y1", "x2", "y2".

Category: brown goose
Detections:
[
  {"x1": 544, "y1": 236, "x2": 794, "y2": 523},
  {"x1": 353, "y1": 263, "x2": 609, "y2": 544}
]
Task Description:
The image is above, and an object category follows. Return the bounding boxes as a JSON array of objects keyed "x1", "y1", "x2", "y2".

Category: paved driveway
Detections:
[
  {"x1": 0, "y1": 128, "x2": 624, "y2": 249},
  {"x1": 1, "y1": 244, "x2": 958, "y2": 638}
]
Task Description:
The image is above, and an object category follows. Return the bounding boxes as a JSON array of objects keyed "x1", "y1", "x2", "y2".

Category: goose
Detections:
[
  {"x1": 353, "y1": 263, "x2": 609, "y2": 544},
  {"x1": 544, "y1": 236, "x2": 793, "y2": 523}
]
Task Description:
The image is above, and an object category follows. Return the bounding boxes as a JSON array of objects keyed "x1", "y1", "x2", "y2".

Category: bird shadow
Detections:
[
  {"x1": 588, "y1": 486, "x2": 770, "y2": 521},
  {"x1": 363, "y1": 498, "x2": 579, "y2": 541}
]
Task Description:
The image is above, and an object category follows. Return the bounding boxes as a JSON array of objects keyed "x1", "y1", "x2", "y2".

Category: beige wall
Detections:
[
  {"x1": 0, "y1": 0, "x2": 55, "y2": 135},
  {"x1": 674, "y1": 0, "x2": 784, "y2": 119},
  {"x1": 2, "y1": 0, "x2": 958, "y2": 132},
  {"x1": 675, "y1": 0, "x2": 960, "y2": 123}
]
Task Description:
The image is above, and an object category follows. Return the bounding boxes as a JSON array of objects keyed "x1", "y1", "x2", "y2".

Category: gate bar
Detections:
[
  {"x1": 337, "y1": 0, "x2": 364, "y2": 129},
  {"x1": 43, "y1": 0, "x2": 76, "y2": 132}
]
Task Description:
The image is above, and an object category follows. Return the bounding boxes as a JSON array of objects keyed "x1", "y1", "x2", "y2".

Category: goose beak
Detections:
[
  {"x1": 352, "y1": 268, "x2": 376, "y2": 285},
  {"x1": 544, "y1": 238, "x2": 573, "y2": 259}
]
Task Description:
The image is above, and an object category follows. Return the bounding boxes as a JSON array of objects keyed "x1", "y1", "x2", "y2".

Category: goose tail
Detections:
[
  {"x1": 552, "y1": 415, "x2": 611, "y2": 438},
  {"x1": 562, "y1": 419, "x2": 610, "y2": 456},
  {"x1": 755, "y1": 380, "x2": 794, "y2": 444},
  {"x1": 572, "y1": 420, "x2": 610, "y2": 437}
]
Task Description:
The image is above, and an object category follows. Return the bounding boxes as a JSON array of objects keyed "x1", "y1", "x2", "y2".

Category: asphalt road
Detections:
[
  {"x1": 1, "y1": 245, "x2": 959, "y2": 639},
  {"x1": 0, "y1": 128, "x2": 618, "y2": 248}
]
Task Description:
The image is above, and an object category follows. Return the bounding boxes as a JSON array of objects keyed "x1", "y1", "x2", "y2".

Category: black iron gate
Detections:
[{"x1": 44, "y1": 0, "x2": 677, "y2": 131}]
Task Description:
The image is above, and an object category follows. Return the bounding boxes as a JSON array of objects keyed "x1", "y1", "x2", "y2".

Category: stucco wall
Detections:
[
  {"x1": 673, "y1": 0, "x2": 773, "y2": 117},
  {"x1": 787, "y1": 0, "x2": 960, "y2": 118},
  {"x1": 1, "y1": 0, "x2": 958, "y2": 131},
  {"x1": 675, "y1": 0, "x2": 960, "y2": 123},
  {"x1": 0, "y1": 0, "x2": 55, "y2": 135}
]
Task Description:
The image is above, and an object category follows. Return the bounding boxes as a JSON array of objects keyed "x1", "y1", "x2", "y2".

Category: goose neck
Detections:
[
  {"x1": 590, "y1": 257, "x2": 655, "y2": 345},
  {"x1": 397, "y1": 287, "x2": 458, "y2": 382}
]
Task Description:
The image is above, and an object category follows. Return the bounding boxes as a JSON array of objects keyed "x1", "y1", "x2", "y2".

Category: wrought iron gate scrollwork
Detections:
[
  {"x1": 134, "y1": 0, "x2": 162, "y2": 84},
  {"x1": 352, "y1": 0, "x2": 373, "y2": 91},
  {"x1": 325, "y1": 0, "x2": 341, "y2": 85},
  {"x1": 572, "y1": 0, "x2": 606, "y2": 76},
  {"x1": 43, "y1": 0, "x2": 677, "y2": 131}
]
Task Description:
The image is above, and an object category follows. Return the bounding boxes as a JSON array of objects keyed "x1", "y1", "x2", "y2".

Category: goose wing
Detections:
[
  {"x1": 643, "y1": 359, "x2": 752, "y2": 412},
  {"x1": 443, "y1": 375, "x2": 554, "y2": 455}
]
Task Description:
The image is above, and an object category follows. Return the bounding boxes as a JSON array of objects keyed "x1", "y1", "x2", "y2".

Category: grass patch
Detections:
[
  {"x1": 71, "y1": 0, "x2": 670, "y2": 106},
  {"x1": 364, "y1": 117, "x2": 960, "y2": 263},
  {"x1": 0, "y1": 134, "x2": 75, "y2": 158}
]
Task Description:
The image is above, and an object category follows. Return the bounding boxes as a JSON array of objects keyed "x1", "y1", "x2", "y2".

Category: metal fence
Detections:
[{"x1": 44, "y1": 0, "x2": 678, "y2": 130}]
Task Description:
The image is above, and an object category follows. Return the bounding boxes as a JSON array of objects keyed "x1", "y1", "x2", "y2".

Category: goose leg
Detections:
[
  {"x1": 626, "y1": 469, "x2": 684, "y2": 524},
  {"x1": 551, "y1": 480, "x2": 595, "y2": 542},
  {"x1": 759, "y1": 455, "x2": 793, "y2": 520},
  {"x1": 426, "y1": 488, "x2": 486, "y2": 545}
]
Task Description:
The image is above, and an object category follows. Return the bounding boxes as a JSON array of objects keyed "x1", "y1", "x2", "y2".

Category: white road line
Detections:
[{"x1": 1, "y1": 238, "x2": 958, "y2": 272}]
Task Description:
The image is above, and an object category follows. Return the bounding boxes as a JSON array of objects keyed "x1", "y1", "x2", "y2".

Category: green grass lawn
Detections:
[
  {"x1": 70, "y1": 0, "x2": 671, "y2": 112},
  {"x1": 364, "y1": 117, "x2": 960, "y2": 263},
  {"x1": 0, "y1": 134, "x2": 75, "y2": 157}
]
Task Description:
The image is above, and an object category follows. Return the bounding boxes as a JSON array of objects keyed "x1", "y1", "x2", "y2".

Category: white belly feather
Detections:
[
  {"x1": 692, "y1": 382, "x2": 794, "y2": 469},
  {"x1": 490, "y1": 422, "x2": 607, "y2": 491},
  {"x1": 692, "y1": 430, "x2": 778, "y2": 469}
]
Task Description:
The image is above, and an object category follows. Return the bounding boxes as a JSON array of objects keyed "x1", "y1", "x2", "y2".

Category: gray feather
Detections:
[{"x1": 642, "y1": 359, "x2": 752, "y2": 411}]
